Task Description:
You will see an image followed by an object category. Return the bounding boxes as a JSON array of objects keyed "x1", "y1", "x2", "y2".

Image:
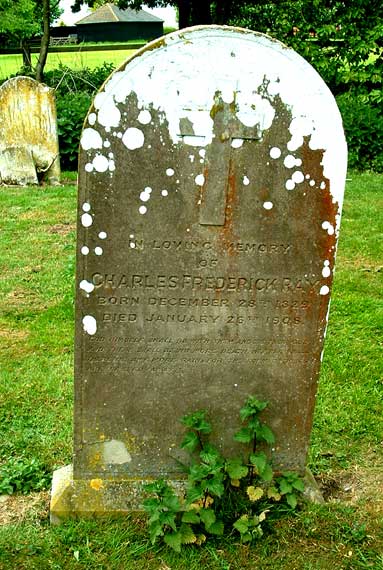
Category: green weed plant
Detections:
[{"x1": 143, "y1": 397, "x2": 304, "y2": 551}]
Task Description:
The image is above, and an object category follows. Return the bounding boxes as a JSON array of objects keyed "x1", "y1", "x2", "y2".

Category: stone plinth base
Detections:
[
  {"x1": 50, "y1": 465, "x2": 323, "y2": 525},
  {"x1": 49, "y1": 465, "x2": 186, "y2": 525}
]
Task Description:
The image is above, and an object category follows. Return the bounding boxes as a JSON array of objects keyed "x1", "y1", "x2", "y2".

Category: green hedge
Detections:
[{"x1": 2, "y1": 61, "x2": 383, "y2": 173}]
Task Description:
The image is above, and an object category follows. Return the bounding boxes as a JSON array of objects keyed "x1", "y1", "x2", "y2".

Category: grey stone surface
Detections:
[{"x1": 72, "y1": 27, "x2": 347, "y2": 492}]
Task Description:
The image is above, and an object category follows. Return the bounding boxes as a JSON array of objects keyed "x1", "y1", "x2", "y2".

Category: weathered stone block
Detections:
[
  {"x1": 50, "y1": 26, "x2": 347, "y2": 522},
  {"x1": 0, "y1": 76, "x2": 60, "y2": 186}
]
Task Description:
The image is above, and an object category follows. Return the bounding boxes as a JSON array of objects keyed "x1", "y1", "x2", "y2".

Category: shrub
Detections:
[
  {"x1": 337, "y1": 90, "x2": 383, "y2": 172},
  {"x1": 44, "y1": 62, "x2": 115, "y2": 96},
  {"x1": 56, "y1": 92, "x2": 92, "y2": 171}
]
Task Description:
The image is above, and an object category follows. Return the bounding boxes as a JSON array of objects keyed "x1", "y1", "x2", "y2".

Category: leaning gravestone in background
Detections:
[
  {"x1": 0, "y1": 76, "x2": 60, "y2": 185},
  {"x1": 50, "y1": 26, "x2": 347, "y2": 521}
]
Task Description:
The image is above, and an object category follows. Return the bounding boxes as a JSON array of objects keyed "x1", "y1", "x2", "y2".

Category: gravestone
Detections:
[
  {"x1": 50, "y1": 26, "x2": 347, "y2": 522},
  {"x1": 0, "y1": 76, "x2": 60, "y2": 185}
]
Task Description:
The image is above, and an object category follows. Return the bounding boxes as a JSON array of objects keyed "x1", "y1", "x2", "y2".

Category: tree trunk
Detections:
[
  {"x1": 20, "y1": 39, "x2": 32, "y2": 72},
  {"x1": 178, "y1": 0, "x2": 192, "y2": 29},
  {"x1": 35, "y1": 0, "x2": 50, "y2": 82},
  {"x1": 191, "y1": 0, "x2": 212, "y2": 25},
  {"x1": 214, "y1": 0, "x2": 233, "y2": 25}
]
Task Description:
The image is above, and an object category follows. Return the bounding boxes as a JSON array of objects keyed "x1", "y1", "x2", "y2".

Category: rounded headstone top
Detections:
[{"x1": 81, "y1": 25, "x2": 346, "y2": 211}]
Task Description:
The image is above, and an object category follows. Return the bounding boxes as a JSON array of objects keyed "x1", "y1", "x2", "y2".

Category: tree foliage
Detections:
[{"x1": 228, "y1": 0, "x2": 383, "y2": 95}]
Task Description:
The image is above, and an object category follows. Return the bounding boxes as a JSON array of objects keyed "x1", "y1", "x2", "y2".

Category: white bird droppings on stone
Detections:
[
  {"x1": 292, "y1": 170, "x2": 304, "y2": 184},
  {"x1": 122, "y1": 127, "x2": 144, "y2": 150},
  {"x1": 95, "y1": 247, "x2": 103, "y2": 256},
  {"x1": 270, "y1": 147, "x2": 281, "y2": 159},
  {"x1": 287, "y1": 135, "x2": 304, "y2": 151},
  {"x1": 263, "y1": 201, "x2": 273, "y2": 210},
  {"x1": 139, "y1": 205, "x2": 147, "y2": 215},
  {"x1": 138, "y1": 109, "x2": 151, "y2": 124},
  {"x1": 80, "y1": 280, "x2": 95, "y2": 294},
  {"x1": 161, "y1": 189, "x2": 168, "y2": 196},
  {"x1": 82, "y1": 315, "x2": 97, "y2": 335},
  {"x1": 285, "y1": 179, "x2": 295, "y2": 191},
  {"x1": 284, "y1": 155, "x2": 296, "y2": 168},
  {"x1": 81, "y1": 213, "x2": 93, "y2": 227},
  {"x1": 93, "y1": 154, "x2": 109, "y2": 173},
  {"x1": 88, "y1": 112, "x2": 96, "y2": 126},
  {"x1": 195, "y1": 174, "x2": 205, "y2": 186},
  {"x1": 320, "y1": 285, "x2": 330, "y2": 295},
  {"x1": 322, "y1": 266, "x2": 331, "y2": 278},
  {"x1": 81, "y1": 128, "x2": 103, "y2": 150},
  {"x1": 98, "y1": 231, "x2": 107, "y2": 239},
  {"x1": 82, "y1": 202, "x2": 91, "y2": 212},
  {"x1": 140, "y1": 190, "x2": 151, "y2": 202},
  {"x1": 104, "y1": 140, "x2": 111, "y2": 148},
  {"x1": 166, "y1": 168, "x2": 175, "y2": 176},
  {"x1": 85, "y1": 163, "x2": 94, "y2": 173},
  {"x1": 309, "y1": 180, "x2": 316, "y2": 187},
  {"x1": 243, "y1": 176, "x2": 250, "y2": 186},
  {"x1": 81, "y1": 246, "x2": 89, "y2": 255},
  {"x1": 231, "y1": 138, "x2": 243, "y2": 149}
]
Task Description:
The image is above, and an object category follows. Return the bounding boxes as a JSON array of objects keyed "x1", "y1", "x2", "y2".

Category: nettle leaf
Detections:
[
  {"x1": 226, "y1": 458, "x2": 248, "y2": 480},
  {"x1": 233, "y1": 427, "x2": 253, "y2": 443},
  {"x1": 292, "y1": 478, "x2": 305, "y2": 493},
  {"x1": 200, "y1": 444, "x2": 222, "y2": 466},
  {"x1": 256, "y1": 424, "x2": 275, "y2": 444},
  {"x1": 286, "y1": 493, "x2": 298, "y2": 509},
  {"x1": 267, "y1": 486, "x2": 281, "y2": 501},
  {"x1": 208, "y1": 521, "x2": 224, "y2": 536},
  {"x1": 181, "y1": 431, "x2": 199, "y2": 452},
  {"x1": 186, "y1": 484, "x2": 205, "y2": 504},
  {"x1": 240, "y1": 397, "x2": 268, "y2": 421},
  {"x1": 164, "y1": 531, "x2": 182, "y2": 552},
  {"x1": 163, "y1": 494, "x2": 181, "y2": 512},
  {"x1": 260, "y1": 463, "x2": 273, "y2": 482},
  {"x1": 142, "y1": 497, "x2": 161, "y2": 513},
  {"x1": 149, "y1": 521, "x2": 164, "y2": 544},
  {"x1": 189, "y1": 463, "x2": 211, "y2": 482},
  {"x1": 159, "y1": 511, "x2": 177, "y2": 531},
  {"x1": 233, "y1": 515, "x2": 249, "y2": 534},
  {"x1": 179, "y1": 523, "x2": 197, "y2": 544},
  {"x1": 181, "y1": 411, "x2": 212, "y2": 434},
  {"x1": 249, "y1": 452, "x2": 267, "y2": 473},
  {"x1": 195, "y1": 533, "x2": 206, "y2": 545},
  {"x1": 199, "y1": 508, "x2": 216, "y2": 529},
  {"x1": 278, "y1": 479, "x2": 293, "y2": 495},
  {"x1": 246, "y1": 486, "x2": 264, "y2": 502},
  {"x1": 204, "y1": 476, "x2": 224, "y2": 497},
  {"x1": 144, "y1": 479, "x2": 169, "y2": 495},
  {"x1": 181, "y1": 510, "x2": 200, "y2": 524}
]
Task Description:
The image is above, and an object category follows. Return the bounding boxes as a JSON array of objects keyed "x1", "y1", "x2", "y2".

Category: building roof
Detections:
[{"x1": 76, "y1": 4, "x2": 163, "y2": 25}]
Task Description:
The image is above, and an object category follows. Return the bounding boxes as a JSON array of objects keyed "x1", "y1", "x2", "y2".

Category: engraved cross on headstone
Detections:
[{"x1": 179, "y1": 93, "x2": 261, "y2": 226}]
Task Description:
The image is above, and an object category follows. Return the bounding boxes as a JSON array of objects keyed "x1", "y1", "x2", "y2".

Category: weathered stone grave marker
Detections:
[
  {"x1": 0, "y1": 76, "x2": 60, "y2": 185},
  {"x1": 51, "y1": 26, "x2": 347, "y2": 521}
]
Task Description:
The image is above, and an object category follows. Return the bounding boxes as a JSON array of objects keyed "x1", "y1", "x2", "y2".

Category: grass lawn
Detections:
[
  {"x1": 0, "y1": 172, "x2": 382, "y2": 569},
  {"x1": 0, "y1": 48, "x2": 137, "y2": 80}
]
